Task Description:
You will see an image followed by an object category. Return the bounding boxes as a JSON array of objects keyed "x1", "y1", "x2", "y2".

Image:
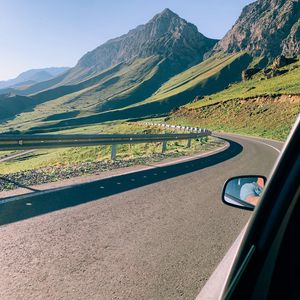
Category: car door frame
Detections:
[{"x1": 222, "y1": 115, "x2": 300, "y2": 299}]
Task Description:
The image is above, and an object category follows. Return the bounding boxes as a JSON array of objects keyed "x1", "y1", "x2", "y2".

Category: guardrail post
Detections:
[
  {"x1": 187, "y1": 139, "x2": 192, "y2": 148},
  {"x1": 162, "y1": 141, "x2": 167, "y2": 153},
  {"x1": 111, "y1": 144, "x2": 117, "y2": 160}
]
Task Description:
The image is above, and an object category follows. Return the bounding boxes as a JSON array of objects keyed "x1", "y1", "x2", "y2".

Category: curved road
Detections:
[{"x1": 0, "y1": 134, "x2": 282, "y2": 300}]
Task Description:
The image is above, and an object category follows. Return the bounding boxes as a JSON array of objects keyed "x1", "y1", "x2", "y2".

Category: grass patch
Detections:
[
  {"x1": 0, "y1": 135, "x2": 223, "y2": 192},
  {"x1": 0, "y1": 56, "x2": 163, "y2": 133},
  {"x1": 186, "y1": 58, "x2": 300, "y2": 109},
  {"x1": 170, "y1": 57, "x2": 300, "y2": 141},
  {"x1": 168, "y1": 96, "x2": 300, "y2": 141},
  {"x1": 0, "y1": 121, "x2": 221, "y2": 175}
]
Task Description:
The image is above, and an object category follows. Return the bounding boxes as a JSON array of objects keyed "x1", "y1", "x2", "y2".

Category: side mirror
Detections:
[{"x1": 222, "y1": 175, "x2": 267, "y2": 211}]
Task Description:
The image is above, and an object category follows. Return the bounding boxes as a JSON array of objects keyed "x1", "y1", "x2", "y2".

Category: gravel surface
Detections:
[
  {"x1": 0, "y1": 140, "x2": 225, "y2": 192},
  {"x1": 0, "y1": 153, "x2": 187, "y2": 191}
]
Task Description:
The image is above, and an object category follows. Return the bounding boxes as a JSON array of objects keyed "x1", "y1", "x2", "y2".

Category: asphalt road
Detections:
[{"x1": 0, "y1": 134, "x2": 283, "y2": 300}]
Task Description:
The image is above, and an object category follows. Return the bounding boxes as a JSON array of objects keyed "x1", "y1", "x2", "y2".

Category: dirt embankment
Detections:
[
  {"x1": 238, "y1": 94, "x2": 300, "y2": 104},
  {"x1": 171, "y1": 94, "x2": 300, "y2": 141}
]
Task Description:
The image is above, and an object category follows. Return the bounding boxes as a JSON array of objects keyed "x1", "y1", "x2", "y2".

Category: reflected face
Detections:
[
  {"x1": 257, "y1": 177, "x2": 265, "y2": 188},
  {"x1": 223, "y1": 176, "x2": 266, "y2": 208}
]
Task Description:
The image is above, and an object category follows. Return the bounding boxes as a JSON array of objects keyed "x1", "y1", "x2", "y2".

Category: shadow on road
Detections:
[{"x1": 0, "y1": 139, "x2": 242, "y2": 226}]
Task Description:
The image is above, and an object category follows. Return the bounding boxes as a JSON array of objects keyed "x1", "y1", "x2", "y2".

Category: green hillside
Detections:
[
  {"x1": 119, "y1": 52, "x2": 252, "y2": 109},
  {"x1": 186, "y1": 57, "x2": 300, "y2": 109},
  {"x1": 167, "y1": 58, "x2": 300, "y2": 140},
  {"x1": 140, "y1": 52, "x2": 249, "y2": 103},
  {"x1": 10, "y1": 52, "x2": 253, "y2": 133},
  {"x1": 1, "y1": 56, "x2": 171, "y2": 132},
  {"x1": 0, "y1": 61, "x2": 126, "y2": 123},
  {"x1": 2, "y1": 52, "x2": 298, "y2": 138}
]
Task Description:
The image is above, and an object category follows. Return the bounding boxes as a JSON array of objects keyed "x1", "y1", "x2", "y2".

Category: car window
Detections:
[{"x1": 0, "y1": 1, "x2": 299, "y2": 299}]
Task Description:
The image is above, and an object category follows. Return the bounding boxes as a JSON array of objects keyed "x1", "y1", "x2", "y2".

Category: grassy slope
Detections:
[
  {"x1": 138, "y1": 52, "x2": 248, "y2": 103},
  {"x1": 186, "y1": 58, "x2": 300, "y2": 109},
  {"x1": 0, "y1": 56, "x2": 163, "y2": 132},
  {"x1": 20, "y1": 53, "x2": 254, "y2": 132},
  {"x1": 169, "y1": 97, "x2": 299, "y2": 141},
  {"x1": 168, "y1": 59, "x2": 300, "y2": 141},
  {"x1": 3, "y1": 52, "x2": 298, "y2": 141}
]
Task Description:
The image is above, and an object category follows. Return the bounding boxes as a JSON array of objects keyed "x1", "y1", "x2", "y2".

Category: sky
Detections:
[{"x1": 0, "y1": 0, "x2": 254, "y2": 81}]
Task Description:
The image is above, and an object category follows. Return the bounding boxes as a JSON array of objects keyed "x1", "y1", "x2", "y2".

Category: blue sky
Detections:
[{"x1": 0, "y1": 0, "x2": 254, "y2": 80}]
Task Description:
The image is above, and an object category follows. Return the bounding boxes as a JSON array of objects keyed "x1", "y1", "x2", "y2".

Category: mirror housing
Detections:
[{"x1": 222, "y1": 175, "x2": 267, "y2": 211}]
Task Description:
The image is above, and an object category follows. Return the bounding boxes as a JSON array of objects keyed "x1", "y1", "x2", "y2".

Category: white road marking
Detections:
[
  {"x1": 255, "y1": 140, "x2": 281, "y2": 154},
  {"x1": 218, "y1": 131, "x2": 282, "y2": 143},
  {"x1": 224, "y1": 134, "x2": 281, "y2": 154}
]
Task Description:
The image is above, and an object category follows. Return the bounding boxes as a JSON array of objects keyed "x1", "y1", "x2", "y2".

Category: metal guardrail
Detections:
[
  {"x1": 0, "y1": 126, "x2": 211, "y2": 160},
  {"x1": 0, "y1": 132, "x2": 210, "y2": 150},
  {"x1": 142, "y1": 122, "x2": 210, "y2": 133}
]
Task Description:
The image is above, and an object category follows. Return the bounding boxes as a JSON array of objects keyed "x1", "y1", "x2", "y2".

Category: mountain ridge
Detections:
[
  {"x1": 62, "y1": 8, "x2": 218, "y2": 85},
  {"x1": 206, "y1": 0, "x2": 300, "y2": 60},
  {"x1": 0, "y1": 67, "x2": 70, "y2": 90}
]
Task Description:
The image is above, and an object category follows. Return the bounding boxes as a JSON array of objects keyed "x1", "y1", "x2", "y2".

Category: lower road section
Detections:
[{"x1": 0, "y1": 134, "x2": 282, "y2": 300}]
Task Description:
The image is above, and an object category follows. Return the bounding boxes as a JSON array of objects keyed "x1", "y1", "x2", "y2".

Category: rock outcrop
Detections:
[
  {"x1": 242, "y1": 68, "x2": 261, "y2": 80},
  {"x1": 206, "y1": 0, "x2": 300, "y2": 60}
]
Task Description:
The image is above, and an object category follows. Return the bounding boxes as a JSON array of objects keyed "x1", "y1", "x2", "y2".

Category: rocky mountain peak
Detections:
[
  {"x1": 74, "y1": 9, "x2": 217, "y2": 81},
  {"x1": 206, "y1": 0, "x2": 300, "y2": 59},
  {"x1": 155, "y1": 8, "x2": 178, "y2": 18}
]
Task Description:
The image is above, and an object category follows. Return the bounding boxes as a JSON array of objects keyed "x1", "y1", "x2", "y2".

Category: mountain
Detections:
[
  {"x1": 282, "y1": 19, "x2": 300, "y2": 56},
  {"x1": 60, "y1": 8, "x2": 218, "y2": 85},
  {"x1": 0, "y1": 8, "x2": 218, "y2": 128},
  {"x1": 0, "y1": 93, "x2": 37, "y2": 122},
  {"x1": 0, "y1": 67, "x2": 69, "y2": 90},
  {"x1": 24, "y1": 52, "x2": 252, "y2": 133},
  {"x1": 207, "y1": 0, "x2": 300, "y2": 59},
  {"x1": 2, "y1": 8, "x2": 217, "y2": 96}
]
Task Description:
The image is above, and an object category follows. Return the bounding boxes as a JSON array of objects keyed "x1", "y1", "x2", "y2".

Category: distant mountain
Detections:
[
  {"x1": 0, "y1": 67, "x2": 70, "y2": 90},
  {"x1": 207, "y1": 0, "x2": 300, "y2": 59}
]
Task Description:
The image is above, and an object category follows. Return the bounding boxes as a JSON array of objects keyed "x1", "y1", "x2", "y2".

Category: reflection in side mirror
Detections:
[{"x1": 222, "y1": 175, "x2": 267, "y2": 211}]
